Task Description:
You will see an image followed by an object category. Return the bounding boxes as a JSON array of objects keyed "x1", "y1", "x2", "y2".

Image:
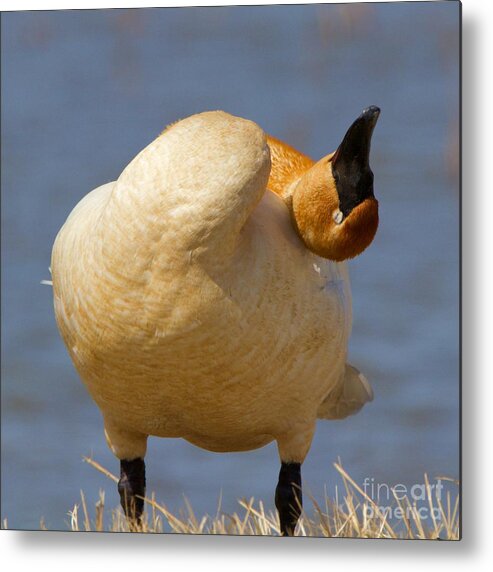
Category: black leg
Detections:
[
  {"x1": 275, "y1": 462, "x2": 302, "y2": 536},
  {"x1": 118, "y1": 458, "x2": 146, "y2": 525}
]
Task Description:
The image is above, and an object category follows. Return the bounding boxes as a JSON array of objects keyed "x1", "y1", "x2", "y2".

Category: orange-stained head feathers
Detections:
[{"x1": 267, "y1": 106, "x2": 380, "y2": 261}]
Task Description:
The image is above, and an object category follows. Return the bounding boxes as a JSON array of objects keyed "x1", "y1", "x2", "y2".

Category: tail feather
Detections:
[{"x1": 317, "y1": 364, "x2": 374, "y2": 420}]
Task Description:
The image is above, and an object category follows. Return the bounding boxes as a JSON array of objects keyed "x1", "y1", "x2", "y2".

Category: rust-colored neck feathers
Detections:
[
  {"x1": 266, "y1": 135, "x2": 315, "y2": 199},
  {"x1": 266, "y1": 137, "x2": 378, "y2": 261}
]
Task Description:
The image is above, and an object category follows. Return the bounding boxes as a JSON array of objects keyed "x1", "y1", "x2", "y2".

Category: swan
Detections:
[{"x1": 51, "y1": 107, "x2": 380, "y2": 535}]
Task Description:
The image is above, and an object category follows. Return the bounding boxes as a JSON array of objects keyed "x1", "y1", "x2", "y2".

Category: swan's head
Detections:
[{"x1": 292, "y1": 106, "x2": 380, "y2": 261}]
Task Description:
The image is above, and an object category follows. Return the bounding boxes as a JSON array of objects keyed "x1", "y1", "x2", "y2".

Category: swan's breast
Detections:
[{"x1": 52, "y1": 133, "x2": 352, "y2": 444}]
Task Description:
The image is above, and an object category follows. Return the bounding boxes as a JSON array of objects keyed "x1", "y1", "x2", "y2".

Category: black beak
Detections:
[{"x1": 332, "y1": 106, "x2": 380, "y2": 218}]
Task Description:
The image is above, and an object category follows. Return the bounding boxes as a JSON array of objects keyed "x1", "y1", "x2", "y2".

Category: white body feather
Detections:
[{"x1": 51, "y1": 111, "x2": 369, "y2": 463}]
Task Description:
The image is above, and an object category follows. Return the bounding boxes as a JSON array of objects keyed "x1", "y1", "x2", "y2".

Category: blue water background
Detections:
[{"x1": 1, "y1": 3, "x2": 460, "y2": 531}]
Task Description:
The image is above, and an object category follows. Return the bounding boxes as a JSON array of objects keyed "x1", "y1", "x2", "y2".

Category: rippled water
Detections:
[{"x1": 1, "y1": 3, "x2": 460, "y2": 531}]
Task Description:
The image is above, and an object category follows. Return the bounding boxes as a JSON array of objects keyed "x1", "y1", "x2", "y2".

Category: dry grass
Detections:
[{"x1": 3, "y1": 457, "x2": 459, "y2": 538}]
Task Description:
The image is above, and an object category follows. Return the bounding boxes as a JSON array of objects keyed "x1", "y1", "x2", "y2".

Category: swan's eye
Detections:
[{"x1": 333, "y1": 210, "x2": 343, "y2": 225}]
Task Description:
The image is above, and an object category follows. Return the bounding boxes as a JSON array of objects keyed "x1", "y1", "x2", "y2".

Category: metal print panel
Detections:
[{"x1": 1, "y1": 1, "x2": 461, "y2": 538}]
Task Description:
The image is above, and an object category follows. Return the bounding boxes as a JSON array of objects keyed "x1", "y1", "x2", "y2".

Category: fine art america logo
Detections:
[{"x1": 362, "y1": 477, "x2": 444, "y2": 520}]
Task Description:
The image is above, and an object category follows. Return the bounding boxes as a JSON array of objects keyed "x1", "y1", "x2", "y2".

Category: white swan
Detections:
[{"x1": 51, "y1": 108, "x2": 380, "y2": 535}]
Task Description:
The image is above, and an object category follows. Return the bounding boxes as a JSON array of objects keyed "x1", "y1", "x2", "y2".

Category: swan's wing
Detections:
[
  {"x1": 51, "y1": 182, "x2": 115, "y2": 349},
  {"x1": 107, "y1": 111, "x2": 271, "y2": 257},
  {"x1": 317, "y1": 363, "x2": 374, "y2": 420}
]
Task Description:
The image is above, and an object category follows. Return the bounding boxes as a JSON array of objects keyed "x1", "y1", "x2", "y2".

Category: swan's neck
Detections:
[{"x1": 266, "y1": 135, "x2": 315, "y2": 201}]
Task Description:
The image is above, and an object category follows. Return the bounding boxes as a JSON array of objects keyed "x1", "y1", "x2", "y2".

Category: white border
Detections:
[
  {"x1": 0, "y1": 0, "x2": 450, "y2": 11},
  {"x1": 2, "y1": 0, "x2": 492, "y2": 569}
]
